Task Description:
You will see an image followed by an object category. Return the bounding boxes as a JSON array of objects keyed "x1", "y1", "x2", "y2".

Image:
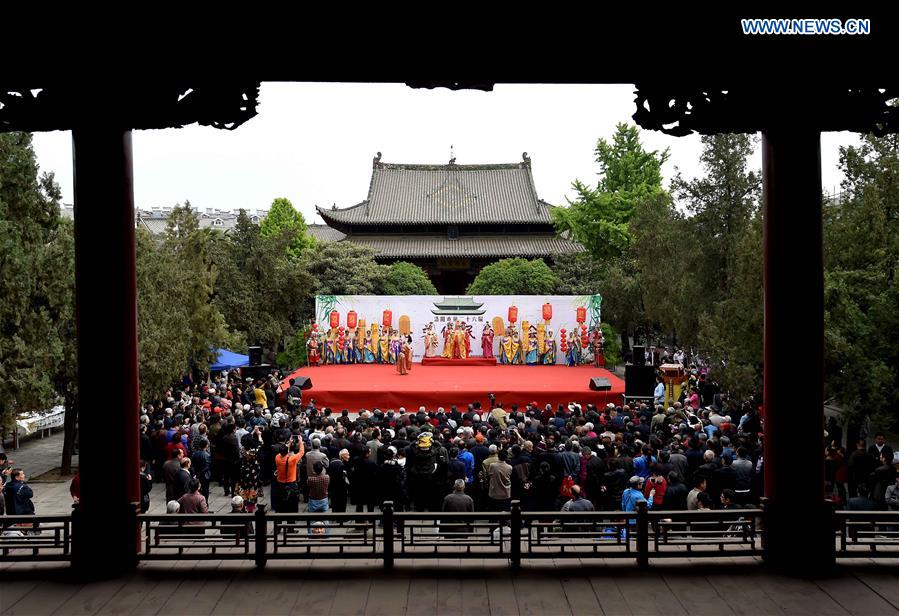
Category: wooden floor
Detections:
[{"x1": 3, "y1": 558, "x2": 899, "y2": 615}]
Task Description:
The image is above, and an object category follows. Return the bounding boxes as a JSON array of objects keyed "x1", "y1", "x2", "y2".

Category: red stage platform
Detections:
[
  {"x1": 420, "y1": 357, "x2": 496, "y2": 367},
  {"x1": 281, "y1": 364, "x2": 624, "y2": 412}
]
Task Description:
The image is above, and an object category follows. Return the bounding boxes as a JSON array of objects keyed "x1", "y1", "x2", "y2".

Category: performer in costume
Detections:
[
  {"x1": 525, "y1": 325, "x2": 539, "y2": 365},
  {"x1": 497, "y1": 328, "x2": 508, "y2": 364},
  {"x1": 565, "y1": 329, "x2": 578, "y2": 366},
  {"x1": 398, "y1": 335, "x2": 413, "y2": 375},
  {"x1": 536, "y1": 323, "x2": 546, "y2": 360},
  {"x1": 481, "y1": 324, "x2": 495, "y2": 359},
  {"x1": 346, "y1": 327, "x2": 357, "y2": 364},
  {"x1": 441, "y1": 324, "x2": 453, "y2": 358},
  {"x1": 591, "y1": 327, "x2": 605, "y2": 368},
  {"x1": 364, "y1": 330, "x2": 375, "y2": 363},
  {"x1": 464, "y1": 323, "x2": 473, "y2": 358},
  {"x1": 453, "y1": 321, "x2": 467, "y2": 359},
  {"x1": 403, "y1": 335, "x2": 413, "y2": 373},
  {"x1": 389, "y1": 329, "x2": 401, "y2": 365},
  {"x1": 504, "y1": 324, "x2": 521, "y2": 365},
  {"x1": 543, "y1": 327, "x2": 556, "y2": 364},
  {"x1": 325, "y1": 328, "x2": 336, "y2": 364},
  {"x1": 580, "y1": 325, "x2": 589, "y2": 361},
  {"x1": 423, "y1": 323, "x2": 439, "y2": 358},
  {"x1": 306, "y1": 324, "x2": 321, "y2": 366},
  {"x1": 379, "y1": 325, "x2": 390, "y2": 364},
  {"x1": 369, "y1": 323, "x2": 380, "y2": 363}
]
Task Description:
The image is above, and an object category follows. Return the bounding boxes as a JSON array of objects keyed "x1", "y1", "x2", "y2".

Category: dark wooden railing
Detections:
[{"x1": 3, "y1": 503, "x2": 895, "y2": 568}]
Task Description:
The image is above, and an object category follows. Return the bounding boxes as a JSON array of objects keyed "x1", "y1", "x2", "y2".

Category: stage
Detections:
[{"x1": 282, "y1": 364, "x2": 625, "y2": 412}]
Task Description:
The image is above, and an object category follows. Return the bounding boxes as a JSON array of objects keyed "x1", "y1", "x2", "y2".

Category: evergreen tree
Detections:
[
  {"x1": 0, "y1": 133, "x2": 65, "y2": 433},
  {"x1": 466, "y1": 258, "x2": 558, "y2": 295},
  {"x1": 259, "y1": 197, "x2": 314, "y2": 257},
  {"x1": 382, "y1": 262, "x2": 437, "y2": 295}
]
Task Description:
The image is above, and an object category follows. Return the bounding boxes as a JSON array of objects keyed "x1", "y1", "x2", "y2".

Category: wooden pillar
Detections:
[
  {"x1": 71, "y1": 128, "x2": 140, "y2": 574},
  {"x1": 761, "y1": 128, "x2": 833, "y2": 570}
]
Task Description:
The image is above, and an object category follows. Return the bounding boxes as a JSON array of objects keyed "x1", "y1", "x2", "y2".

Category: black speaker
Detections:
[
  {"x1": 625, "y1": 365, "x2": 656, "y2": 397},
  {"x1": 248, "y1": 346, "x2": 263, "y2": 366},
  {"x1": 631, "y1": 345, "x2": 646, "y2": 366},
  {"x1": 241, "y1": 364, "x2": 273, "y2": 381},
  {"x1": 292, "y1": 376, "x2": 313, "y2": 390},
  {"x1": 589, "y1": 377, "x2": 612, "y2": 391}
]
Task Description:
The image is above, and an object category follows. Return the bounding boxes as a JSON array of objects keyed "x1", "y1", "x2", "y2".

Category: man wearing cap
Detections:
[{"x1": 406, "y1": 431, "x2": 446, "y2": 511}]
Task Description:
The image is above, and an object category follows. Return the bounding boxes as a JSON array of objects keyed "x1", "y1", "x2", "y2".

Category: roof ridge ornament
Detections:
[
  {"x1": 373, "y1": 151, "x2": 382, "y2": 168},
  {"x1": 522, "y1": 152, "x2": 531, "y2": 167}
]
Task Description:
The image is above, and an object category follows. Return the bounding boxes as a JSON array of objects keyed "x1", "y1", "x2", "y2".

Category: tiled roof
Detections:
[
  {"x1": 342, "y1": 234, "x2": 584, "y2": 258},
  {"x1": 318, "y1": 158, "x2": 554, "y2": 226},
  {"x1": 307, "y1": 224, "x2": 346, "y2": 242}
]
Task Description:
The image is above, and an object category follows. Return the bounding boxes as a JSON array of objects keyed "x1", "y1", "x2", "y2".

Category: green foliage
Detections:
[
  {"x1": 822, "y1": 132, "x2": 899, "y2": 429},
  {"x1": 305, "y1": 241, "x2": 387, "y2": 295},
  {"x1": 466, "y1": 258, "x2": 558, "y2": 295},
  {"x1": 211, "y1": 209, "x2": 315, "y2": 349},
  {"x1": 136, "y1": 227, "x2": 194, "y2": 401},
  {"x1": 259, "y1": 197, "x2": 314, "y2": 257},
  {"x1": 382, "y1": 262, "x2": 437, "y2": 295},
  {"x1": 600, "y1": 322, "x2": 622, "y2": 367},
  {"x1": 162, "y1": 205, "x2": 228, "y2": 371},
  {"x1": 277, "y1": 324, "x2": 311, "y2": 370},
  {"x1": 0, "y1": 133, "x2": 65, "y2": 430},
  {"x1": 553, "y1": 123, "x2": 669, "y2": 260}
]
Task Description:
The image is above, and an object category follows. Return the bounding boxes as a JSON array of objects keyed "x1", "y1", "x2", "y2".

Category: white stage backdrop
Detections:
[{"x1": 314, "y1": 294, "x2": 602, "y2": 364}]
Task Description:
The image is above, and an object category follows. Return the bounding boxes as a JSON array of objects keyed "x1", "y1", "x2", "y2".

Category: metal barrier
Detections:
[{"x1": 10, "y1": 503, "x2": 899, "y2": 568}]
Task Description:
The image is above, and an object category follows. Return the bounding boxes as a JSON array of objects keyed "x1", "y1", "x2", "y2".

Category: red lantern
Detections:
[
  {"x1": 383, "y1": 309, "x2": 393, "y2": 328},
  {"x1": 542, "y1": 302, "x2": 552, "y2": 322},
  {"x1": 508, "y1": 305, "x2": 518, "y2": 324},
  {"x1": 576, "y1": 306, "x2": 587, "y2": 324},
  {"x1": 347, "y1": 310, "x2": 358, "y2": 329},
  {"x1": 329, "y1": 311, "x2": 339, "y2": 329}
]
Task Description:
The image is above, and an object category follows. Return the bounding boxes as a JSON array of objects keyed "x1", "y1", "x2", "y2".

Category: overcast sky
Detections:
[{"x1": 32, "y1": 83, "x2": 858, "y2": 224}]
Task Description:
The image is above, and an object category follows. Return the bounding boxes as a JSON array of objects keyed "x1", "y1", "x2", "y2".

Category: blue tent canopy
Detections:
[{"x1": 210, "y1": 348, "x2": 250, "y2": 372}]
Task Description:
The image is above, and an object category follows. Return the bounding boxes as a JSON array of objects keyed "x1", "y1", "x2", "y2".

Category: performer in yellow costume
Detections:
[
  {"x1": 369, "y1": 323, "x2": 380, "y2": 363},
  {"x1": 452, "y1": 321, "x2": 468, "y2": 359},
  {"x1": 441, "y1": 324, "x2": 454, "y2": 358},
  {"x1": 379, "y1": 325, "x2": 390, "y2": 364},
  {"x1": 503, "y1": 322, "x2": 521, "y2": 365}
]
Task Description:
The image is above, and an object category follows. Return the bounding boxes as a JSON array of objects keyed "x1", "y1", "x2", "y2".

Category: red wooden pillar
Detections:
[
  {"x1": 761, "y1": 128, "x2": 833, "y2": 570},
  {"x1": 71, "y1": 128, "x2": 140, "y2": 574}
]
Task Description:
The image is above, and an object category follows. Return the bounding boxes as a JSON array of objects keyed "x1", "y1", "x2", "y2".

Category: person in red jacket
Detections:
[{"x1": 644, "y1": 467, "x2": 668, "y2": 510}]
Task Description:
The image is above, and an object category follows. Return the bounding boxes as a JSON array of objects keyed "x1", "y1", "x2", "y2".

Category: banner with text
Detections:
[{"x1": 314, "y1": 294, "x2": 602, "y2": 363}]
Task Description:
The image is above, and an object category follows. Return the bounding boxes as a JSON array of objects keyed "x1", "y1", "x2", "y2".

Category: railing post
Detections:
[
  {"x1": 255, "y1": 504, "x2": 267, "y2": 569},
  {"x1": 382, "y1": 501, "x2": 394, "y2": 570},
  {"x1": 636, "y1": 501, "x2": 648, "y2": 569},
  {"x1": 759, "y1": 497, "x2": 770, "y2": 563},
  {"x1": 510, "y1": 500, "x2": 522, "y2": 570}
]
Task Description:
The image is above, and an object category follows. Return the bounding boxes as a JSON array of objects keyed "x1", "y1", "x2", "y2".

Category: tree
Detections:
[
  {"x1": 821, "y1": 131, "x2": 899, "y2": 430},
  {"x1": 41, "y1": 217, "x2": 78, "y2": 473},
  {"x1": 671, "y1": 134, "x2": 760, "y2": 306},
  {"x1": 305, "y1": 241, "x2": 387, "y2": 295},
  {"x1": 259, "y1": 197, "x2": 314, "y2": 258},
  {"x1": 136, "y1": 227, "x2": 193, "y2": 402},
  {"x1": 382, "y1": 262, "x2": 437, "y2": 295},
  {"x1": 466, "y1": 258, "x2": 558, "y2": 295},
  {"x1": 552, "y1": 252, "x2": 644, "y2": 351},
  {"x1": 211, "y1": 209, "x2": 315, "y2": 350},
  {"x1": 0, "y1": 133, "x2": 65, "y2": 435},
  {"x1": 162, "y1": 204, "x2": 229, "y2": 372},
  {"x1": 552, "y1": 123, "x2": 669, "y2": 260}
]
